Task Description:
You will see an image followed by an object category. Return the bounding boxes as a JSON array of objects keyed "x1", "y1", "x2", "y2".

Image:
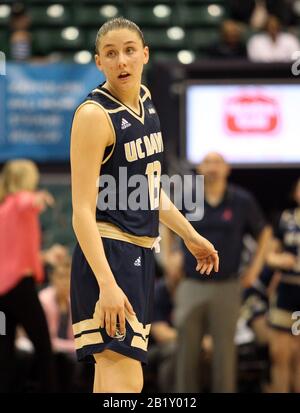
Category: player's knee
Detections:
[
  {"x1": 122, "y1": 370, "x2": 143, "y2": 393},
  {"x1": 126, "y1": 374, "x2": 144, "y2": 393}
]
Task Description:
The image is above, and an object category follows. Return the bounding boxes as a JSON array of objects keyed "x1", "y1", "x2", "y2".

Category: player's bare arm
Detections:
[
  {"x1": 159, "y1": 188, "x2": 219, "y2": 275},
  {"x1": 266, "y1": 237, "x2": 297, "y2": 270}
]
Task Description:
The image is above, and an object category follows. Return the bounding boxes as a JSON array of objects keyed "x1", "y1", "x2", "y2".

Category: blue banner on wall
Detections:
[{"x1": 0, "y1": 63, "x2": 105, "y2": 162}]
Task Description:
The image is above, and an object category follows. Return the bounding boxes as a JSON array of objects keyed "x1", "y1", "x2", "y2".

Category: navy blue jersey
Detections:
[
  {"x1": 276, "y1": 208, "x2": 300, "y2": 276},
  {"x1": 181, "y1": 184, "x2": 266, "y2": 281},
  {"x1": 76, "y1": 83, "x2": 163, "y2": 238}
]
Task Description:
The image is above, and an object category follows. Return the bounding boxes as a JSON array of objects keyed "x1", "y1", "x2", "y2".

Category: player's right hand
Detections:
[
  {"x1": 99, "y1": 282, "x2": 135, "y2": 338},
  {"x1": 184, "y1": 231, "x2": 219, "y2": 275}
]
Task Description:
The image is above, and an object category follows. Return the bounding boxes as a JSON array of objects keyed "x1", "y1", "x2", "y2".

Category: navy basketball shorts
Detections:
[
  {"x1": 268, "y1": 282, "x2": 300, "y2": 333},
  {"x1": 240, "y1": 289, "x2": 268, "y2": 328},
  {"x1": 70, "y1": 238, "x2": 155, "y2": 364}
]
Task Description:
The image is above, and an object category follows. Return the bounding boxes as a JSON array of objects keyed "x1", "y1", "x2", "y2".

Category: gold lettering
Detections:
[
  {"x1": 136, "y1": 138, "x2": 145, "y2": 159},
  {"x1": 124, "y1": 133, "x2": 163, "y2": 162},
  {"x1": 143, "y1": 135, "x2": 154, "y2": 157},
  {"x1": 153, "y1": 132, "x2": 163, "y2": 152},
  {"x1": 124, "y1": 141, "x2": 138, "y2": 162},
  {"x1": 149, "y1": 134, "x2": 159, "y2": 154}
]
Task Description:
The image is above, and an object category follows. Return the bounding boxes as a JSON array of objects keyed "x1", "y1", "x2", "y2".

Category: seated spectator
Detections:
[
  {"x1": 14, "y1": 257, "x2": 93, "y2": 392},
  {"x1": 247, "y1": 15, "x2": 300, "y2": 62},
  {"x1": 9, "y1": 2, "x2": 32, "y2": 61},
  {"x1": 229, "y1": 0, "x2": 297, "y2": 28},
  {"x1": 39, "y1": 260, "x2": 74, "y2": 355},
  {"x1": 207, "y1": 20, "x2": 247, "y2": 59},
  {"x1": 229, "y1": 0, "x2": 256, "y2": 24},
  {"x1": 39, "y1": 260, "x2": 91, "y2": 392},
  {"x1": 41, "y1": 244, "x2": 70, "y2": 288}
]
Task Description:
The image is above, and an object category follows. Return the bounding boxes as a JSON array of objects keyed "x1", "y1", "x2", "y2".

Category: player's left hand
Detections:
[{"x1": 184, "y1": 232, "x2": 219, "y2": 276}]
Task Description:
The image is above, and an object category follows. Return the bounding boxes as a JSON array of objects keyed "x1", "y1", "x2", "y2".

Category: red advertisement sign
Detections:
[{"x1": 225, "y1": 94, "x2": 280, "y2": 134}]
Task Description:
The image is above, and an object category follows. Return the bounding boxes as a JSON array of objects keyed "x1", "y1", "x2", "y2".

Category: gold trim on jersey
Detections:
[
  {"x1": 93, "y1": 88, "x2": 145, "y2": 124},
  {"x1": 96, "y1": 221, "x2": 157, "y2": 249},
  {"x1": 106, "y1": 106, "x2": 127, "y2": 114},
  {"x1": 74, "y1": 100, "x2": 116, "y2": 165},
  {"x1": 140, "y1": 84, "x2": 152, "y2": 102}
]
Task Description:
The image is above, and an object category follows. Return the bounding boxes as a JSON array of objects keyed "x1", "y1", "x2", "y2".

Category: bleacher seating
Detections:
[
  {"x1": 1, "y1": 1, "x2": 299, "y2": 63},
  {"x1": 0, "y1": 0, "x2": 232, "y2": 63}
]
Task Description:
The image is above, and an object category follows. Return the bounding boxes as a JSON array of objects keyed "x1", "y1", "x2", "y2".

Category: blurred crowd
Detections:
[
  {"x1": 1, "y1": 0, "x2": 300, "y2": 394},
  {"x1": 146, "y1": 153, "x2": 300, "y2": 393},
  {"x1": 0, "y1": 156, "x2": 299, "y2": 393},
  {"x1": 5, "y1": 1, "x2": 300, "y2": 64},
  {"x1": 0, "y1": 160, "x2": 92, "y2": 393}
]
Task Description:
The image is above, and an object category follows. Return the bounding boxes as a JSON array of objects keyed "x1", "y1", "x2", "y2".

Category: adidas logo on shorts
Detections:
[
  {"x1": 134, "y1": 256, "x2": 141, "y2": 267},
  {"x1": 121, "y1": 118, "x2": 131, "y2": 130}
]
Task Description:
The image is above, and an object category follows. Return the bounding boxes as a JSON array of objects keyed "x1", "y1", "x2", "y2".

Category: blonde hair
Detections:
[
  {"x1": 51, "y1": 256, "x2": 72, "y2": 279},
  {"x1": 95, "y1": 17, "x2": 145, "y2": 54},
  {"x1": 0, "y1": 159, "x2": 39, "y2": 203}
]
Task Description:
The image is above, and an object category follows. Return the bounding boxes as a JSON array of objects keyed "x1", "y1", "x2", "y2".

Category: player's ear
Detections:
[
  {"x1": 143, "y1": 46, "x2": 149, "y2": 64},
  {"x1": 95, "y1": 54, "x2": 102, "y2": 71}
]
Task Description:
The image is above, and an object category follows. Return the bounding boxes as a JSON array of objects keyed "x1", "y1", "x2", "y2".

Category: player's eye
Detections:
[
  {"x1": 106, "y1": 50, "x2": 116, "y2": 58},
  {"x1": 126, "y1": 47, "x2": 135, "y2": 54}
]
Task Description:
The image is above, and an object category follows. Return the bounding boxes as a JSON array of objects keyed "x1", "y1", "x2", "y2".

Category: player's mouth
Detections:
[{"x1": 118, "y1": 72, "x2": 131, "y2": 79}]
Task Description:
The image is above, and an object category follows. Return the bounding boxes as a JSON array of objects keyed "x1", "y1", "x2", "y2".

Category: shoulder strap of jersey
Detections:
[{"x1": 140, "y1": 84, "x2": 152, "y2": 102}]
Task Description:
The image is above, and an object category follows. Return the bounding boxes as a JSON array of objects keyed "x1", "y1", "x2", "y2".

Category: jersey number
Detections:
[{"x1": 145, "y1": 161, "x2": 161, "y2": 210}]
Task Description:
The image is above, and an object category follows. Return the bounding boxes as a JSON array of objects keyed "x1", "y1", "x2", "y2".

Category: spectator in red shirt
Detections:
[{"x1": 0, "y1": 159, "x2": 56, "y2": 392}]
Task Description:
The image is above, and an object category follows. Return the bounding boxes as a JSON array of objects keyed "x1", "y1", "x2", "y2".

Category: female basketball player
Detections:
[
  {"x1": 70, "y1": 17, "x2": 219, "y2": 393},
  {"x1": 267, "y1": 178, "x2": 300, "y2": 392}
]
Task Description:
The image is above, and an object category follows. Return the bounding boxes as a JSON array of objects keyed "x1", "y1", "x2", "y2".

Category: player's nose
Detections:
[{"x1": 117, "y1": 52, "x2": 127, "y2": 67}]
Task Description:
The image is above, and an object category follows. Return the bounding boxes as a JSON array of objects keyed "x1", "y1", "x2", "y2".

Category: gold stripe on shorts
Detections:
[
  {"x1": 269, "y1": 308, "x2": 294, "y2": 329},
  {"x1": 74, "y1": 331, "x2": 104, "y2": 350},
  {"x1": 280, "y1": 274, "x2": 300, "y2": 286}
]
